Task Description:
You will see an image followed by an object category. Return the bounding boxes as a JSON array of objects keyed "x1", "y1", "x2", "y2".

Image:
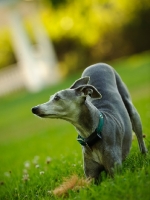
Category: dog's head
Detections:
[{"x1": 32, "y1": 77, "x2": 102, "y2": 121}]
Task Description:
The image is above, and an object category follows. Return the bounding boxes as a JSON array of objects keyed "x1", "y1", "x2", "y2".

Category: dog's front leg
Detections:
[
  {"x1": 102, "y1": 149, "x2": 122, "y2": 178},
  {"x1": 83, "y1": 155, "x2": 104, "y2": 184}
]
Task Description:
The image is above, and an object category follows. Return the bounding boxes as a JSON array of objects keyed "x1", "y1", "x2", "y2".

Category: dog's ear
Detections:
[
  {"x1": 75, "y1": 85, "x2": 102, "y2": 99},
  {"x1": 70, "y1": 77, "x2": 90, "y2": 89}
]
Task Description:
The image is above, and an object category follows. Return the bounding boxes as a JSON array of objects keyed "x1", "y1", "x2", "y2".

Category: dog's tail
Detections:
[{"x1": 114, "y1": 71, "x2": 147, "y2": 154}]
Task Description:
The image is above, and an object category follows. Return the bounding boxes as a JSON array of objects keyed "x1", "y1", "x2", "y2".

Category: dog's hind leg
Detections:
[{"x1": 115, "y1": 71, "x2": 147, "y2": 154}]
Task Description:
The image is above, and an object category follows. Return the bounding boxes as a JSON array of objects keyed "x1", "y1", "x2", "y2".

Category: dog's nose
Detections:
[{"x1": 32, "y1": 106, "x2": 39, "y2": 114}]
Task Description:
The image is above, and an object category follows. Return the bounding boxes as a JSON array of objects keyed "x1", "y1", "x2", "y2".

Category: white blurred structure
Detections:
[{"x1": 0, "y1": 0, "x2": 60, "y2": 96}]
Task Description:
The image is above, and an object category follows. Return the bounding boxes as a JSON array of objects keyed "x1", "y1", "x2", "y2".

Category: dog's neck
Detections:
[{"x1": 72, "y1": 100, "x2": 100, "y2": 138}]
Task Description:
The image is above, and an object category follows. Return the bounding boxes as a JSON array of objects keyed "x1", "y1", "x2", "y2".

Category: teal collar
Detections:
[{"x1": 77, "y1": 112, "x2": 104, "y2": 147}]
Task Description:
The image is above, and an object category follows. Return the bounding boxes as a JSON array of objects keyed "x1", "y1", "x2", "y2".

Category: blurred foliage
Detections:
[
  {"x1": 0, "y1": 29, "x2": 16, "y2": 68},
  {"x1": 41, "y1": 0, "x2": 150, "y2": 71},
  {"x1": 0, "y1": 0, "x2": 150, "y2": 71},
  {"x1": 49, "y1": 0, "x2": 67, "y2": 8}
]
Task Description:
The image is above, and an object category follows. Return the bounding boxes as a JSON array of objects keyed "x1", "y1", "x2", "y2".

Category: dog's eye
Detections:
[{"x1": 54, "y1": 95, "x2": 60, "y2": 101}]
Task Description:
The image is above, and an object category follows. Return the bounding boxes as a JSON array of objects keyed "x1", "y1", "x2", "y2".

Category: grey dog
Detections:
[{"x1": 32, "y1": 63, "x2": 147, "y2": 181}]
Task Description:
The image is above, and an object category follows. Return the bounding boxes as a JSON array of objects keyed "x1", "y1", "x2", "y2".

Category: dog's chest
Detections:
[
  {"x1": 84, "y1": 147, "x2": 103, "y2": 164},
  {"x1": 92, "y1": 149, "x2": 103, "y2": 163}
]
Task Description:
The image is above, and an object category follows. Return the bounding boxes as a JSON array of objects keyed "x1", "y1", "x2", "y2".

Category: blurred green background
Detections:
[{"x1": 0, "y1": 0, "x2": 150, "y2": 199}]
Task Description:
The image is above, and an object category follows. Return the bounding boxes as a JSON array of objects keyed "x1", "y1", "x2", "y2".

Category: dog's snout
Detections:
[{"x1": 32, "y1": 106, "x2": 39, "y2": 114}]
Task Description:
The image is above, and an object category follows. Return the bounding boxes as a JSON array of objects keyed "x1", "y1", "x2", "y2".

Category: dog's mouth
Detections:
[
  {"x1": 38, "y1": 113, "x2": 57, "y2": 118},
  {"x1": 32, "y1": 107, "x2": 58, "y2": 118},
  {"x1": 37, "y1": 113, "x2": 47, "y2": 117}
]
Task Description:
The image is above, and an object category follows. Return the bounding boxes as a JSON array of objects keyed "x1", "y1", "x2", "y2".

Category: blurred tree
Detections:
[
  {"x1": 0, "y1": 0, "x2": 150, "y2": 72},
  {"x1": 0, "y1": 29, "x2": 16, "y2": 69},
  {"x1": 41, "y1": 0, "x2": 150, "y2": 72},
  {"x1": 47, "y1": 0, "x2": 67, "y2": 8},
  {"x1": 123, "y1": 5, "x2": 150, "y2": 54}
]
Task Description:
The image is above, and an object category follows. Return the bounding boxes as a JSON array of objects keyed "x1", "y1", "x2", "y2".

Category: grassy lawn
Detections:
[{"x1": 0, "y1": 51, "x2": 150, "y2": 199}]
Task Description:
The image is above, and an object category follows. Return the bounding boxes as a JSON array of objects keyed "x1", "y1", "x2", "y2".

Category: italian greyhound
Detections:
[{"x1": 32, "y1": 63, "x2": 147, "y2": 181}]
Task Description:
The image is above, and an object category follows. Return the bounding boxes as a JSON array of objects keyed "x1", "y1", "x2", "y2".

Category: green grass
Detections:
[{"x1": 0, "y1": 51, "x2": 150, "y2": 200}]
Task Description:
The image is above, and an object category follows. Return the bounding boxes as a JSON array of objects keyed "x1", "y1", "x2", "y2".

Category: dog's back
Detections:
[
  {"x1": 82, "y1": 63, "x2": 131, "y2": 124},
  {"x1": 82, "y1": 63, "x2": 147, "y2": 155},
  {"x1": 82, "y1": 63, "x2": 132, "y2": 160}
]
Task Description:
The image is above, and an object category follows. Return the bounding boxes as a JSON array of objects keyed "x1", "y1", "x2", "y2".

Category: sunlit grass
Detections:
[{"x1": 0, "y1": 52, "x2": 150, "y2": 199}]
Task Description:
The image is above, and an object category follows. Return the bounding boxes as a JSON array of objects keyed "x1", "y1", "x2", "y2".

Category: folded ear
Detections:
[
  {"x1": 70, "y1": 76, "x2": 90, "y2": 89},
  {"x1": 75, "y1": 85, "x2": 102, "y2": 99}
]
